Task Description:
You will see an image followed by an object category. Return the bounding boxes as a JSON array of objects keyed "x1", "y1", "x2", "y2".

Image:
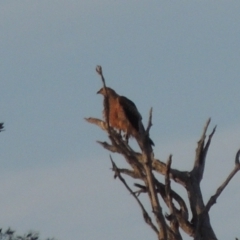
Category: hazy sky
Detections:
[{"x1": 1, "y1": 1, "x2": 240, "y2": 239}]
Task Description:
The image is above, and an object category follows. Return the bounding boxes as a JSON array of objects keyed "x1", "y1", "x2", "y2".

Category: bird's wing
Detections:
[{"x1": 118, "y1": 96, "x2": 142, "y2": 131}]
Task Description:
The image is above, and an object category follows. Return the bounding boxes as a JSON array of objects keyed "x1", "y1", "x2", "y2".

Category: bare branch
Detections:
[
  {"x1": 165, "y1": 155, "x2": 182, "y2": 238},
  {"x1": 96, "y1": 65, "x2": 106, "y2": 87},
  {"x1": 204, "y1": 125, "x2": 217, "y2": 154},
  {"x1": 205, "y1": 149, "x2": 240, "y2": 213},
  {"x1": 141, "y1": 150, "x2": 168, "y2": 239},
  {"x1": 146, "y1": 107, "x2": 153, "y2": 134},
  {"x1": 193, "y1": 118, "x2": 211, "y2": 168},
  {"x1": 152, "y1": 159, "x2": 188, "y2": 187},
  {"x1": 192, "y1": 119, "x2": 217, "y2": 182},
  {"x1": 97, "y1": 141, "x2": 119, "y2": 153},
  {"x1": 94, "y1": 129, "x2": 144, "y2": 179},
  {"x1": 110, "y1": 156, "x2": 159, "y2": 235},
  {"x1": 235, "y1": 149, "x2": 240, "y2": 165},
  {"x1": 85, "y1": 117, "x2": 107, "y2": 131},
  {"x1": 154, "y1": 178, "x2": 193, "y2": 237},
  {"x1": 201, "y1": 118, "x2": 211, "y2": 142},
  {"x1": 138, "y1": 178, "x2": 189, "y2": 223},
  {"x1": 86, "y1": 117, "x2": 132, "y2": 153},
  {"x1": 197, "y1": 124, "x2": 217, "y2": 181},
  {"x1": 96, "y1": 65, "x2": 111, "y2": 129},
  {"x1": 86, "y1": 115, "x2": 189, "y2": 187},
  {"x1": 117, "y1": 168, "x2": 142, "y2": 179},
  {"x1": 165, "y1": 155, "x2": 174, "y2": 215},
  {"x1": 86, "y1": 117, "x2": 133, "y2": 158},
  {"x1": 134, "y1": 183, "x2": 148, "y2": 196}
]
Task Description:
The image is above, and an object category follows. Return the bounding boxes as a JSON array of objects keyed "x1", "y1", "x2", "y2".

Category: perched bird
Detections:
[{"x1": 97, "y1": 87, "x2": 154, "y2": 146}]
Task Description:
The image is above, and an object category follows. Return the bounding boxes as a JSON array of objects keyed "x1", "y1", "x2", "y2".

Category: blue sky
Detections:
[{"x1": 0, "y1": 1, "x2": 240, "y2": 239}]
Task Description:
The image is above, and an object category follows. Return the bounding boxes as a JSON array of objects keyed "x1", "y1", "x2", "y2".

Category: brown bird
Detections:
[{"x1": 97, "y1": 87, "x2": 154, "y2": 146}]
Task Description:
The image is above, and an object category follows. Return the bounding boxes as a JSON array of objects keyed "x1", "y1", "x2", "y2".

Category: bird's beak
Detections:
[{"x1": 96, "y1": 89, "x2": 101, "y2": 94}]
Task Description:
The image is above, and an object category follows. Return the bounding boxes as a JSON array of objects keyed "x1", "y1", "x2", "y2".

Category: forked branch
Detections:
[
  {"x1": 192, "y1": 118, "x2": 217, "y2": 182},
  {"x1": 205, "y1": 149, "x2": 240, "y2": 213},
  {"x1": 110, "y1": 156, "x2": 159, "y2": 235}
]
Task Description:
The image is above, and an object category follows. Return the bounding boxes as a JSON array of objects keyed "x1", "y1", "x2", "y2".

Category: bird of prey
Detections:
[{"x1": 97, "y1": 87, "x2": 154, "y2": 146}]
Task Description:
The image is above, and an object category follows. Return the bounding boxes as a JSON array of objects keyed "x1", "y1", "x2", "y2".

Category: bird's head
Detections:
[{"x1": 97, "y1": 87, "x2": 117, "y2": 97}]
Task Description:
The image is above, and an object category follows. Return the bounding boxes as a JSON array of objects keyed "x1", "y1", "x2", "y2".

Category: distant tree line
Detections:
[{"x1": 0, "y1": 228, "x2": 55, "y2": 240}]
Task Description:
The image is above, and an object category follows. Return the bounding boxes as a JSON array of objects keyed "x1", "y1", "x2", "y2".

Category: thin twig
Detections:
[
  {"x1": 165, "y1": 155, "x2": 174, "y2": 214},
  {"x1": 204, "y1": 125, "x2": 217, "y2": 154},
  {"x1": 110, "y1": 156, "x2": 159, "y2": 235},
  {"x1": 116, "y1": 168, "x2": 142, "y2": 179},
  {"x1": 85, "y1": 117, "x2": 107, "y2": 130},
  {"x1": 96, "y1": 65, "x2": 110, "y2": 129},
  {"x1": 198, "y1": 125, "x2": 217, "y2": 181},
  {"x1": 146, "y1": 107, "x2": 153, "y2": 134},
  {"x1": 165, "y1": 155, "x2": 182, "y2": 238},
  {"x1": 97, "y1": 141, "x2": 119, "y2": 153},
  {"x1": 235, "y1": 149, "x2": 240, "y2": 165},
  {"x1": 193, "y1": 118, "x2": 211, "y2": 168},
  {"x1": 192, "y1": 119, "x2": 216, "y2": 183},
  {"x1": 205, "y1": 149, "x2": 240, "y2": 213},
  {"x1": 96, "y1": 65, "x2": 107, "y2": 89},
  {"x1": 134, "y1": 183, "x2": 148, "y2": 196}
]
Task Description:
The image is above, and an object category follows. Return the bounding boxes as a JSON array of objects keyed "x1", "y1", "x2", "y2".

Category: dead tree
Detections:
[{"x1": 86, "y1": 66, "x2": 240, "y2": 240}]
